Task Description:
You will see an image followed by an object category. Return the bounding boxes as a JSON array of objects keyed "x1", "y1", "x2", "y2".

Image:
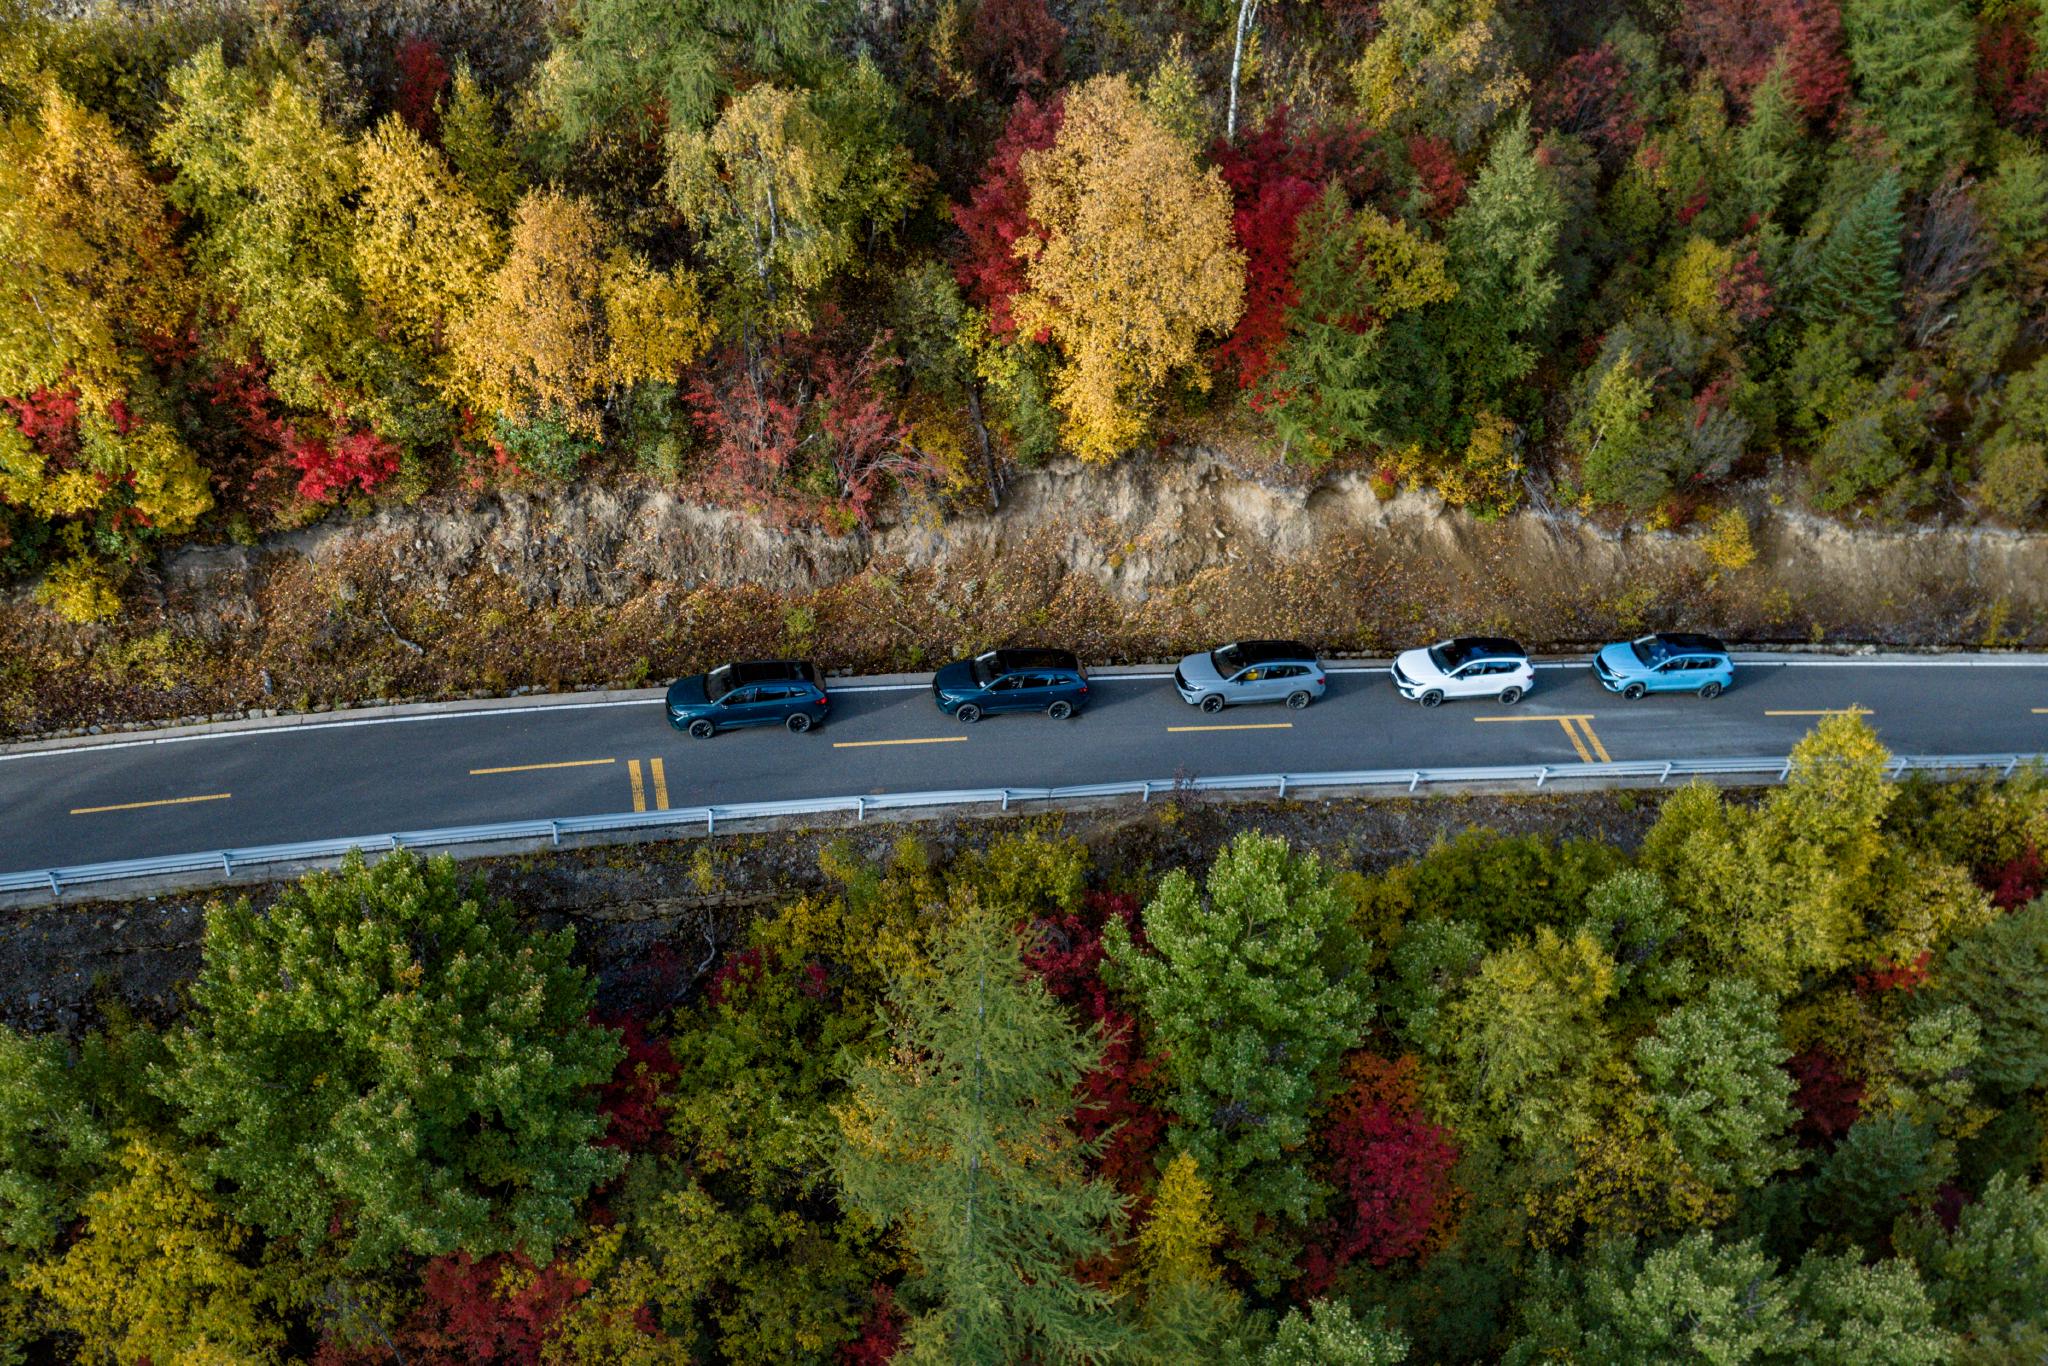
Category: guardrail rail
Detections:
[{"x1": 3, "y1": 752, "x2": 2040, "y2": 900}]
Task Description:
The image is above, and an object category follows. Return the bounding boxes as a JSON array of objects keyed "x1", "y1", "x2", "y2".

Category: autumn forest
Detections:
[{"x1": 4, "y1": 0, "x2": 2048, "y2": 622}]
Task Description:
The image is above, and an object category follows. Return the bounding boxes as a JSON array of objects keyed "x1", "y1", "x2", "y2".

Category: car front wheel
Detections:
[
  {"x1": 1623, "y1": 682, "x2": 1648, "y2": 700},
  {"x1": 688, "y1": 719, "x2": 715, "y2": 739},
  {"x1": 1420, "y1": 689, "x2": 1444, "y2": 708},
  {"x1": 1699, "y1": 681, "x2": 1724, "y2": 699},
  {"x1": 1498, "y1": 686, "x2": 1524, "y2": 705},
  {"x1": 1200, "y1": 693, "x2": 1225, "y2": 714},
  {"x1": 1286, "y1": 690, "x2": 1312, "y2": 710},
  {"x1": 787, "y1": 712, "x2": 813, "y2": 733},
  {"x1": 1047, "y1": 699, "x2": 1074, "y2": 720},
  {"x1": 956, "y1": 703, "x2": 981, "y2": 724}
]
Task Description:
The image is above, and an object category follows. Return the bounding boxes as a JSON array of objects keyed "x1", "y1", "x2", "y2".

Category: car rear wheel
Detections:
[
  {"x1": 1699, "y1": 681, "x2": 1724, "y2": 699},
  {"x1": 1047, "y1": 699, "x2": 1074, "y2": 720},
  {"x1": 1623, "y1": 682, "x2": 1648, "y2": 700},
  {"x1": 956, "y1": 703, "x2": 981, "y2": 724},
  {"x1": 1497, "y1": 686, "x2": 1524, "y2": 705},
  {"x1": 787, "y1": 712, "x2": 813, "y2": 733},
  {"x1": 1286, "y1": 690, "x2": 1312, "y2": 710},
  {"x1": 1420, "y1": 689, "x2": 1444, "y2": 708},
  {"x1": 688, "y1": 719, "x2": 715, "y2": 739},
  {"x1": 1200, "y1": 693, "x2": 1225, "y2": 714}
]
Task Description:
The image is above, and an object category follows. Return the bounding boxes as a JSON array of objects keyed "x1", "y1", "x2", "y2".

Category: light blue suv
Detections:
[{"x1": 1594, "y1": 633, "x2": 1734, "y2": 699}]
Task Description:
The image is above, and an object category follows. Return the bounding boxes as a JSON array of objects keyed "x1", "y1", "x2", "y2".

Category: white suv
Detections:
[{"x1": 1392, "y1": 637, "x2": 1535, "y2": 707}]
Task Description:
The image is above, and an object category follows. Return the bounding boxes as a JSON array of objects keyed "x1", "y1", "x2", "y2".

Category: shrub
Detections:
[
  {"x1": 1978, "y1": 440, "x2": 2048, "y2": 521},
  {"x1": 32, "y1": 551, "x2": 121, "y2": 623}
]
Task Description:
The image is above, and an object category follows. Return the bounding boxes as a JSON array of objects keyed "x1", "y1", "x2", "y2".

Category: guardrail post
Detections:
[
  {"x1": 1408, "y1": 771, "x2": 1421, "y2": 793},
  {"x1": 706, "y1": 810, "x2": 716, "y2": 834},
  {"x1": 221, "y1": 852, "x2": 233, "y2": 875},
  {"x1": 48, "y1": 871, "x2": 61, "y2": 896},
  {"x1": 1277, "y1": 775, "x2": 1288, "y2": 798},
  {"x1": 550, "y1": 820, "x2": 561, "y2": 847},
  {"x1": 856, "y1": 796, "x2": 866, "y2": 822},
  {"x1": 1141, "y1": 781, "x2": 1152, "y2": 803},
  {"x1": 1779, "y1": 762, "x2": 1792, "y2": 782},
  {"x1": 1001, "y1": 789, "x2": 1010, "y2": 812},
  {"x1": 2004, "y1": 757, "x2": 2019, "y2": 779},
  {"x1": 1660, "y1": 762, "x2": 1672, "y2": 783}
]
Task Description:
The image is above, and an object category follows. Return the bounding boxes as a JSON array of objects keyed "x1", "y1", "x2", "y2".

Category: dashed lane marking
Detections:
[
  {"x1": 628, "y1": 759, "x2": 647, "y2": 813},
  {"x1": 831, "y1": 736, "x2": 971, "y2": 749},
  {"x1": 1764, "y1": 707, "x2": 1873, "y2": 717},
  {"x1": 469, "y1": 758, "x2": 616, "y2": 775},
  {"x1": 1167, "y1": 722, "x2": 1295, "y2": 733},
  {"x1": 70, "y1": 792, "x2": 231, "y2": 816},
  {"x1": 649, "y1": 757, "x2": 669, "y2": 810}
]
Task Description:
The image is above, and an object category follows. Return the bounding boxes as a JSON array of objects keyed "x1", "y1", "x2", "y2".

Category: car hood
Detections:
[
  {"x1": 933, "y1": 660, "x2": 979, "y2": 694},
  {"x1": 1597, "y1": 643, "x2": 1645, "y2": 676},
  {"x1": 1176, "y1": 652, "x2": 1224, "y2": 686},
  {"x1": 665, "y1": 675, "x2": 709, "y2": 710},
  {"x1": 1395, "y1": 647, "x2": 1447, "y2": 684}
]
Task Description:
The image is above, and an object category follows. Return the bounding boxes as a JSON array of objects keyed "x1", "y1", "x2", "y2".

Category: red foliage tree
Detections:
[
  {"x1": 594, "y1": 1015, "x2": 681, "y2": 1153},
  {"x1": 1787, "y1": 1046, "x2": 1864, "y2": 1147},
  {"x1": 952, "y1": 94, "x2": 1063, "y2": 339},
  {"x1": 1405, "y1": 134, "x2": 1467, "y2": 221},
  {"x1": 1780, "y1": 0, "x2": 1851, "y2": 123},
  {"x1": 395, "y1": 35, "x2": 451, "y2": 138},
  {"x1": 1981, "y1": 843, "x2": 2045, "y2": 910},
  {"x1": 1210, "y1": 107, "x2": 1381, "y2": 390},
  {"x1": 685, "y1": 332, "x2": 932, "y2": 528},
  {"x1": 1022, "y1": 891, "x2": 1173, "y2": 1193},
  {"x1": 1679, "y1": 0, "x2": 1789, "y2": 106},
  {"x1": 972, "y1": 0, "x2": 1066, "y2": 95},
  {"x1": 839, "y1": 1283, "x2": 907, "y2": 1364},
  {"x1": 1297, "y1": 1053, "x2": 1462, "y2": 1295},
  {"x1": 5, "y1": 387, "x2": 81, "y2": 460},
  {"x1": 1979, "y1": 15, "x2": 2048, "y2": 137},
  {"x1": 193, "y1": 358, "x2": 305, "y2": 514},
  {"x1": 1718, "y1": 247, "x2": 1774, "y2": 324},
  {"x1": 317, "y1": 1251, "x2": 596, "y2": 1365},
  {"x1": 287, "y1": 424, "x2": 400, "y2": 502},
  {"x1": 1534, "y1": 46, "x2": 1643, "y2": 156},
  {"x1": 1853, "y1": 951, "x2": 1933, "y2": 996}
]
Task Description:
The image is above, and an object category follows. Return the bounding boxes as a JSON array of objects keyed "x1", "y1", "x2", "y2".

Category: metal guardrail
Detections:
[{"x1": 3, "y1": 753, "x2": 2040, "y2": 899}]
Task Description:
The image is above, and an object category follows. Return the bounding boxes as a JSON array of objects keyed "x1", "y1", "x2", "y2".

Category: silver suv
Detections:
[{"x1": 1174, "y1": 640, "x2": 1328, "y2": 714}]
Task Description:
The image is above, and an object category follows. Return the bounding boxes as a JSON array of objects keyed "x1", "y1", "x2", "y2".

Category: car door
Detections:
[
  {"x1": 1231, "y1": 665, "x2": 1266, "y2": 704},
  {"x1": 715, "y1": 685, "x2": 760, "y2": 726},
  {"x1": 1648, "y1": 660, "x2": 1684, "y2": 693},
  {"x1": 1260, "y1": 664, "x2": 1301, "y2": 703},
  {"x1": 985, "y1": 674, "x2": 1025, "y2": 712},
  {"x1": 755, "y1": 683, "x2": 797, "y2": 726},
  {"x1": 1446, "y1": 662, "x2": 1484, "y2": 698}
]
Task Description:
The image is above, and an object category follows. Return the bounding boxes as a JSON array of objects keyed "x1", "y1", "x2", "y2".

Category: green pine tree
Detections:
[
  {"x1": 834, "y1": 897, "x2": 1128, "y2": 1365},
  {"x1": 1931, "y1": 895, "x2": 2048, "y2": 1093},
  {"x1": 1801, "y1": 171, "x2": 1904, "y2": 339},
  {"x1": 1733, "y1": 63, "x2": 1806, "y2": 224},
  {"x1": 1443, "y1": 114, "x2": 1567, "y2": 407},
  {"x1": 1843, "y1": 0, "x2": 1976, "y2": 185}
]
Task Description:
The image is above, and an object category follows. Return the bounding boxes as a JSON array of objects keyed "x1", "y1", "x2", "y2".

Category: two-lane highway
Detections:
[{"x1": 5, "y1": 654, "x2": 2047, "y2": 875}]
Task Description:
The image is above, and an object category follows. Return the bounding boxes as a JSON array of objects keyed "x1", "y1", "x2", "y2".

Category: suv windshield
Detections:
[
  {"x1": 1628, "y1": 636, "x2": 1663, "y2": 667},
  {"x1": 972, "y1": 651, "x2": 999, "y2": 687},
  {"x1": 706, "y1": 664, "x2": 733, "y2": 698},
  {"x1": 1427, "y1": 640, "x2": 1473, "y2": 672},
  {"x1": 1210, "y1": 644, "x2": 1245, "y2": 675}
]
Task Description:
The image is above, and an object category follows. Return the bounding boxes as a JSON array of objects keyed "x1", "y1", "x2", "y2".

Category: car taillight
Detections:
[
  {"x1": 1315, "y1": 676, "x2": 1326, "y2": 686},
  {"x1": 818, "y1": 693, "x2": 830, "y2": 707},
  {"x1": 1078, "y1": 683, "x2": 1088, "y2": 693}
]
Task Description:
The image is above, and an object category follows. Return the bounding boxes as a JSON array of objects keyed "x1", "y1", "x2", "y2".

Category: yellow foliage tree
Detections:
[
  {"x1": 451, "y1": 189, "x2": 713, "y2": 436},
  {"x1": 24, "y1": 1140, "x2": 284, "y2": 1365},
  {"x1": 1663, "y1": 235, "x2": 1736, "y2": 336},
  {"x1": 1349, "y1": 0, "x2": 1528, "y2": 148},
  {"x1": 1013, "y1": 75, "x2": 1244, "y2": 462},
  {"x1": 352, "y1": 114, "x2": 501, "y2": 354}
]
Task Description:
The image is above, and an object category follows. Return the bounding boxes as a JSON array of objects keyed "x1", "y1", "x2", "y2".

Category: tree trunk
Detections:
[{"x1": 1227, "y1": 0, "x2": 1261, "y2": 142}]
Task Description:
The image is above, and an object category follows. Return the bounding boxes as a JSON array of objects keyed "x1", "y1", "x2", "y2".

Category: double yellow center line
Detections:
[{"x1": 1475, "y1": 713, "x2": 1612, "y2": 763}]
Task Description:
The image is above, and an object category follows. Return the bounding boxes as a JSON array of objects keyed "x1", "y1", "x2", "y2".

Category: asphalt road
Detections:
[{"x1": 4, "y1": 654, "x2": 2047, "y2": 874}]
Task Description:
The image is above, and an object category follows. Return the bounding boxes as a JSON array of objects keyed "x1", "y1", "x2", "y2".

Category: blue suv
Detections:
[
  {"x1": 1594, "y1": 633, "x2": 1734, "y2": 699},
  {"x1": 667, "y1": 660, "x2": 830, "y2": 736},
  {"x1": 932, "y1": 648, "x2": 1088, "y2": 723}
]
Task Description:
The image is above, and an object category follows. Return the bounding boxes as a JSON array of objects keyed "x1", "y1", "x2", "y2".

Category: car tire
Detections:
[
  {"x1": 1286, "y1": 690, "x2": 1312, "y2": 710},
  {"x1": 1047, "y1": 699, "x2": 1074, "y2": 720},
  {"x1": 956, "y1": 703, "x2": 981, "y2": 724},
  {"x1": 1699, "y1": 681, "x2": 1724, "y2": 700},
  {"x1": 1420, "y1": 689, "x2": 1444, "y2": 708},
  {"x1": 1498, "y1": 686, "x2": 1524, "y2": 705},
  {"x1": 1200, "y1": 693, "x2": 1225, "y2": 714},
  {"x1": 688, "y1": 719, "x2": 715, "y2": 739},
  {"x1": 1623, "y1": 682, "x2": 1648, "y2": 700},
  {"x1": 787, "y1": 712, "x2": 813, "y2": 733}
]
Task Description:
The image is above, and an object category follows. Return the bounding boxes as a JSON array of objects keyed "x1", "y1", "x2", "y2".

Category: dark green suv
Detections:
[{"x1": 666, "y1": 660, "x2": 829, "y2": 737}]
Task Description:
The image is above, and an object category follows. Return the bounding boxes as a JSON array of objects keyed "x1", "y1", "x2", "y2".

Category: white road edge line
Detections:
[{"x1": 9, "y1": 658, "x2": 2048, "y2": 762}]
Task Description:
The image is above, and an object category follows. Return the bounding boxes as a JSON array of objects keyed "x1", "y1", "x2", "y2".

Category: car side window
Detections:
[
  {"x1": 1273, "y1": 665, "x2": 1301, "y2": 679},
  {"x1": 723, "y1": 687, "x2": 757, "y2": 705}
]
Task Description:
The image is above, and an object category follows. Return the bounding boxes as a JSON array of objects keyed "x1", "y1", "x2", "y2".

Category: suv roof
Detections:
[
  {"x1": 1441, "y1": 636, "x2": 1526, "y2": 665},
  {"x1": 1650, "y1": 632, "x2": 1729, "y2": 654},
  {"x1": 1219, "y1": 639, "x2": 1316, "y2": 665},
  {"x1": 985, "y1": 647, "x2": 1081, "y2": 674},
  {"x1": 715, "y1": 660, "x2": 821, "y2": 687}
]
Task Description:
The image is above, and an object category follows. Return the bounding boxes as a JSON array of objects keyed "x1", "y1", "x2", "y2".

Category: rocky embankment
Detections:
[{"x1": 5, "y1": 455, "x2": 2046, "y2": 739}]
